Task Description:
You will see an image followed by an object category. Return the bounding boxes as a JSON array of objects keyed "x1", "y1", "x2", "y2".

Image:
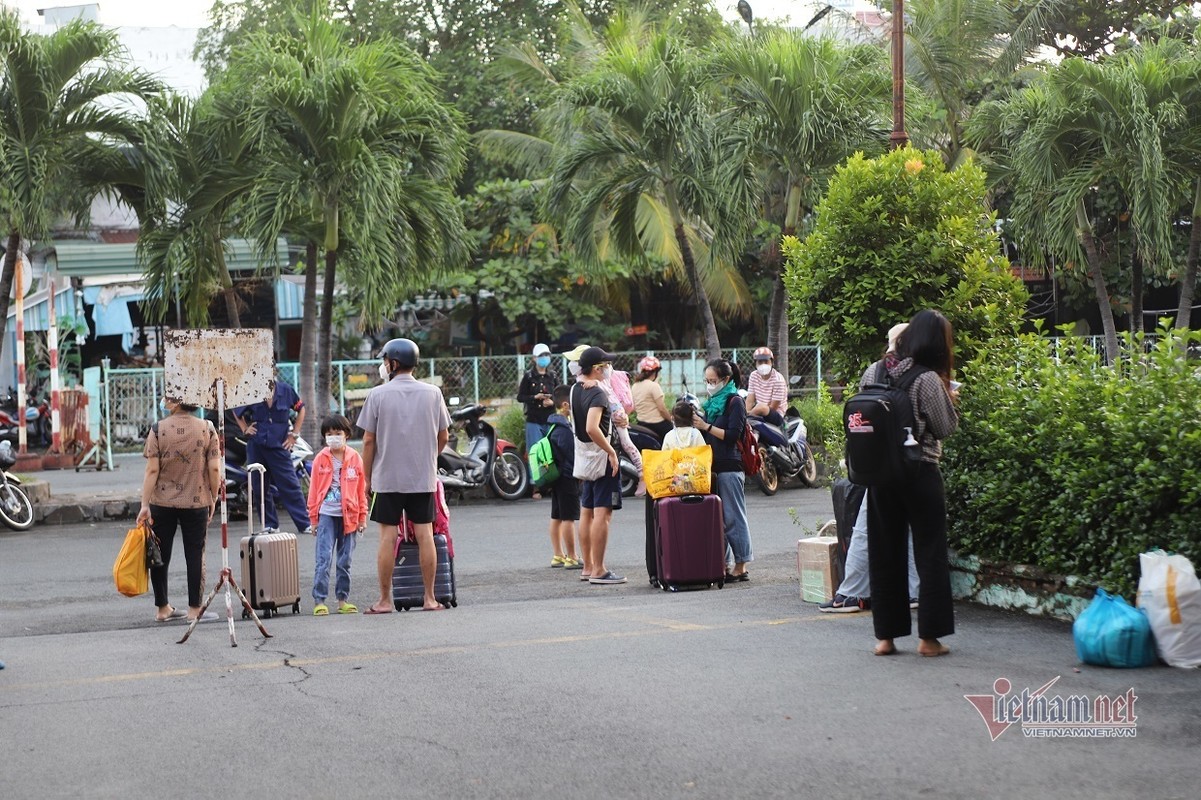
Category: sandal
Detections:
[
  {"x1": 338, "y1": 602, "x2": 358, "y2": 614},
  {"x1": 313, "y1": 603, "x2": 329, "y2": 616},
  {"x1": 155, "y1": 607, "x2": 187, "y2": 623}
]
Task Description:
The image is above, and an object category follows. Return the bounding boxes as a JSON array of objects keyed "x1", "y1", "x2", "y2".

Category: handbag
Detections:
[
  {"x1": 145, "y1": 526, "x2": 164, "y2": 569},
  {"x1": 571, "y1": 384, "x2": 614, "y2": 482},
  {"x1": 642, "y1": 445, "x2": 713, "y2": 498},
  {"x1": 113, "y1": 523, "x2": 151, "y2": 597}
]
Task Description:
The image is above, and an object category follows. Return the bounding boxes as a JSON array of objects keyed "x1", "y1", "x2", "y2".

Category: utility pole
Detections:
[{"x1": 890, "y1": 0, "x2": 908, "y2": 149}]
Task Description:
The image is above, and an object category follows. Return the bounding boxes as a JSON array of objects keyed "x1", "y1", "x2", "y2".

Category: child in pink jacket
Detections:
[{"x1": 306, "y1": 415, "x2": 367, "y2": 615}]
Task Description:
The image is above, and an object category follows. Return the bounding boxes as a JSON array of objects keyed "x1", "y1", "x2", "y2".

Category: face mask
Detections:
[
  {"x1": 158, "y1": 399, "x2": 170, "y2": 416},
  {"x1": 601, "y1": 365, "x2": 613, "y2": 380},
  {"x1": 535, "y1": 356, "x2": 551, "y2": 369},
  {"x1": 705, "y1": 381, "x2": 721, "y2": 396},
  {"x1": 378, "y1": 362, "x2": 391, "y2": 382},
  {"x1": 325, "y1": 434, "x2": 345, "y2": 449},
  {"x1": 756, "y1": 363, "x2": 772, "y2": 377},
  {"x1": 568, "y1": 361, "x2": 581, "y2": 377}
]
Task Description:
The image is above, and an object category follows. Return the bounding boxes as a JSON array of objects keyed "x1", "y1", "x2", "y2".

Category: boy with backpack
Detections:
[{"x1": 532, "y1": 385, "x2": 582, "y2": 568}]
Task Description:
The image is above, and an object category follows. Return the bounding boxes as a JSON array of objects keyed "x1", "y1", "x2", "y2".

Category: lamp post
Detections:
[{"x1": 890, "y1": 0, "x2": 908, "y2": 149}]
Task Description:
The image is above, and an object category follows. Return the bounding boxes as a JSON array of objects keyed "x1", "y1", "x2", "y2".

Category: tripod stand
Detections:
[{"x1": 177, "y1": 377, "x2": 271, "y2": 646}]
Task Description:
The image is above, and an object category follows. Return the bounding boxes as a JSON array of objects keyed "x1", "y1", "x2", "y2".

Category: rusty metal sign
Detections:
[{"x1": 163, "y1": 329, "x2": 275, "y2": 409}]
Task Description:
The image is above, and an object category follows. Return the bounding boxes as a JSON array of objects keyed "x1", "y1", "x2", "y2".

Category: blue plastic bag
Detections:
[{"x1": 1073, "y1": 588, "x2": 1157, "y2": 668}]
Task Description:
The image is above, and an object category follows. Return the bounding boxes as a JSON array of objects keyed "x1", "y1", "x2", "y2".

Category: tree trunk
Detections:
[
  {"x1": 1175, "y1": 178, "x2": 1201, "y2": 330},
  {"x1": 774, "y1": 183, "x2": 803, "y2": 388},
  {"x1": 1077, "y1": 202, "x2": 1119, "y2": 364},
  {"x1": 0, "y1": 232, "x2": 20, "y2": 351},
  {"x1": 674, "y1": 224, "x2": 721, "y2": 360},
  {"x1": 316, "y1": 248, "x2": 337, "y2": 433},
  {"x1": 1130, "y1": 252, "x2": 1143, "y2": 337},
  {"x1": 766, "y1": 271, "x2": 783, "y2": 360},
  {"x1": 298, "y1": 241, "x2": 319, "y2": 444},
  {"x1": 216, "y1": 250, "x2": 241, "y2": 328}
]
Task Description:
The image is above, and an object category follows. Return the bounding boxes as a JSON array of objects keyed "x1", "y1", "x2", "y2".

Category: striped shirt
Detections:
[{"x1": 748, "y1": 368, "x2": 787, "y2": 410}]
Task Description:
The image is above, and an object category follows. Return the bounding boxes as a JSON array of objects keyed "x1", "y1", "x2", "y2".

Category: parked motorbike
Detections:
[
  {"x1": 749, "y1": 408, "x2": 817, "y2": 496},
  {"x1": 439, "y1": 399, "x2": 527, "y2": 501},
  {"x1": 0, "y1": 393, "x2": 51, "y2": 447},
  {"x1": 0, "y1": 441, "x2": 35, "y2": 530}
]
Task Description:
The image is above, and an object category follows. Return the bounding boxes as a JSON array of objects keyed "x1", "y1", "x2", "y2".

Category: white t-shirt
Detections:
[{"x1": 662, "y1": 426, "x2": 706, "y2": 451}]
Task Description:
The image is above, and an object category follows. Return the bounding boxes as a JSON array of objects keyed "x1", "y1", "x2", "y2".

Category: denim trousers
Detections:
[
  {"x1": 715, "y1": 471, "x2": 753, "y2": 564},
  {"x1": 837, "y1": 494, "x2": 919, "y2": 599},
  {"x1": 312, "y1": 514, "x2": 357, "y2": 603}
]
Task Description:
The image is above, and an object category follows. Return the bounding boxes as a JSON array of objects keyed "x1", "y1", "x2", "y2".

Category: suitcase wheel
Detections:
[
  {"x1": 242, "y1": 608, "x2": 249, "y2": 619},
  {"x1": 293, "y1": 602, "x2": 300, "y2": 615}
]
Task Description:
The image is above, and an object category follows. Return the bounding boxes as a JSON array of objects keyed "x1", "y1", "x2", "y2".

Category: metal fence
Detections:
[{"x1": 102, "y1": 346, "x2": 824, "y2": 447}]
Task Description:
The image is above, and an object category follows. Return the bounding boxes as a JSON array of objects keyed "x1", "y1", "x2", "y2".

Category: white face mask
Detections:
[
  {"x1": 756, "y1": 363, "x2": 772, "y2": 377},
  {"x1": 568, "y1": 361, "x2": 581, "y2": 377},
  {"x1": 378, "y1": 362, "x2": 391, "y2": 382},
  {"x1": 705, "y1": 381, "x2": 721, "y2": 396},
  {"x1": 601, "y1": 365, "x2": 613, "y2": 380},
  {"x1": 325, "y1": 434, "x2": 345, "y2": 449}
]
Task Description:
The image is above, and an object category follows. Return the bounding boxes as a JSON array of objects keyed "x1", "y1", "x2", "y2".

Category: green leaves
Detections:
[
  {"x1": 783, "y1": 146, "x2": 1028, "y2": 382},
  {"x1": 945, "y1": 324, "x2": 1201, "y2": 597}
]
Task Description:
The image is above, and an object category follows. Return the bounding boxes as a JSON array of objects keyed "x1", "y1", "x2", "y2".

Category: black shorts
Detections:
[
  {"x1": 550, "y1": 477, "x2": 580, "y2": 522},
  {"x1": 370, "y1": 492, "x2": 435, "y2": 526}
]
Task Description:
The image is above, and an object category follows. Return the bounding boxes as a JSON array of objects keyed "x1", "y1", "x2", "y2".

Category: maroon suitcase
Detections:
[{"x1": 655, "y1": 494, "x2": 726, "y2": 591}]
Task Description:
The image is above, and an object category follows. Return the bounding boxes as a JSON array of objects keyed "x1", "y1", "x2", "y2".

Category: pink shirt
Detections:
[{"x1": 748, "y1": 368, "x2": 787, "y2": 410}]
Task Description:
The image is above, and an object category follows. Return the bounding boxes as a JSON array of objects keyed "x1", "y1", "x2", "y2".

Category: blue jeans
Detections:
[
  {"x1": 716, "y1": 471, "x2": 753, "y2": 565},
  {"x1": 312, "y1": 514, "x2": 357, "y2": 603}
]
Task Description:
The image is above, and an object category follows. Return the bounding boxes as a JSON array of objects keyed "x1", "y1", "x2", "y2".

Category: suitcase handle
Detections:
[
  {"x1": 246, "y1": 463, "x2": 267, "y2": 535},
  {"x1": 680, "y1": 494, "x2": 704, "y2": 504}
]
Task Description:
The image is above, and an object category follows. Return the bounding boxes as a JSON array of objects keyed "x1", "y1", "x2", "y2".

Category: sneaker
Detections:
[
  {"x1": 562, "y1": 557, "x2": 583, "y2": 569},
  {"x1": 589, "y1": 571, "x2": 627, "y2": 585},
  {"x1": 550, "y1": 555, "x2": 567, "y2": 568},
  {"x1": 303, "y1": 525, "x2": 316, "y2": 536},
  {"x1": 910, "y1": 598, "x2": 919, "y2": 609},
  {"x1": 818, "y1": 594, "x2": 868, "y2": 613}
]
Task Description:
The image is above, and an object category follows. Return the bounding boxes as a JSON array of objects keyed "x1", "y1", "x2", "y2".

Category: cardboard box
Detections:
[{"x1": 798, "y1": 536, "x2": 842, "y2": 603}]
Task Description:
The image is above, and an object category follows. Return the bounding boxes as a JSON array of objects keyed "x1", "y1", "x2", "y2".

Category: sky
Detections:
[{"x1": 15, "y1": 0, "x2": 858, "y2": 30}]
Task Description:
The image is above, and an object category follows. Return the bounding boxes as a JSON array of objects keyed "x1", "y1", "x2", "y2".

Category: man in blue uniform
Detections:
[{"x1": 236, "y1": 377, "x2": 310, "y2": 533}]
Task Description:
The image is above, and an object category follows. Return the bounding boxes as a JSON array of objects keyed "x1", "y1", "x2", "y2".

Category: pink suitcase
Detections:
[
  {"x1": 239, "y1": 464, "x2": 301, "y2": 617},
  {"x1": 655, "y1": 494, "x2": 726, "y2": 591}
]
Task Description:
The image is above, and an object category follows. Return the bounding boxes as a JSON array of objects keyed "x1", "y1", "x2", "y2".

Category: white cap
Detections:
[
  {"x1": 532, "y1": 343, "x2": 551, "y2": 356},
  {"x1": 886, "y1": 323, "x2": 909, "y2": 353}
]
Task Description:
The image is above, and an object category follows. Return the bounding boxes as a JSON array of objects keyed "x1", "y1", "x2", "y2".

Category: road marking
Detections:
[{"x1": 0, "y1": 616, "x2": 813, "y2": 693}]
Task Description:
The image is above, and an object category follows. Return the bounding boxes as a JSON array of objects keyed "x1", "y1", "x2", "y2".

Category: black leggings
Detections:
[
  {"x1": 149, "y1": 505, "x2": 208, "y2": 608},
  {"x1": 866, "y1": 462, "x2": 954, "y2": 641}
]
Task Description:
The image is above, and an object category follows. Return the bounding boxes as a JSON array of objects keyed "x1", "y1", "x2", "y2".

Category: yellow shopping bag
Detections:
[
  {"x1": 113, "y1": 523, "x2": 150, "y2": 597},
  {"x1": 642, "y1": 446, "x2": 712, "y2": 499}
]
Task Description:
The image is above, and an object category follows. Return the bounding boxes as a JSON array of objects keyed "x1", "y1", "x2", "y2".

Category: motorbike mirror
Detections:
[{"x1": 449, "y1": 396, "x2": 461, "y2": 407}]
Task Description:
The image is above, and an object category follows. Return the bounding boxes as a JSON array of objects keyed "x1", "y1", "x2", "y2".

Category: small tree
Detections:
[{"x1": 783, "y1": 146, "x2": 1028, "y2": 382}]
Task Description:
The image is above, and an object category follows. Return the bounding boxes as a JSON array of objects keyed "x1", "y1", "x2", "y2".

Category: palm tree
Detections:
[
  {"x1": 228, "y1": 12, "x2": 468, "y2": 424},
  {"x1": 712, "y1": 32, "x2": 890, "y2": 373},
  {"x1": 0, "y1": 12, "x2": 160, "y2": 348},
  {"x1": 138, "y1": 93, "x2": 257, "y2": 327},
  {"x1": 547, "y1": 30, "x2": 758, "y2": 359},
  {"x1": 970, "y1": 54, "x2": 1179, "y2": 361}
]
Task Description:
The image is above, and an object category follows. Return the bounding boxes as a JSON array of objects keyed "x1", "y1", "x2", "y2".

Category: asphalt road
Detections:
[{"x1": 2, "y1": 487, "x2": 1199, "y2": 799}]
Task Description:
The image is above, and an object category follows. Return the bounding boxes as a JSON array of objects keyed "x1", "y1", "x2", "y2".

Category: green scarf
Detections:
[{"x1": 702, "y1": 378, "x2": 738, "y2": 420}]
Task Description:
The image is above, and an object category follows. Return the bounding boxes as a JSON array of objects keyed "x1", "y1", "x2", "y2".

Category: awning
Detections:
[{"x1": 45, "y1": 238, "x2": 289, "y2": 277}]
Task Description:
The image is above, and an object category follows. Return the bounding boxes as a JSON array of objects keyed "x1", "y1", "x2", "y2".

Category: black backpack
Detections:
[{"x1": 842, "y1": 363, "x2": 929, "y2": 486}]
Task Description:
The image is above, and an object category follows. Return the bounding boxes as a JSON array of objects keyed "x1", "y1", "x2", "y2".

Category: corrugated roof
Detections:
[{"x1": 45, "y1": 238, "x2": 289, "y2": 277}]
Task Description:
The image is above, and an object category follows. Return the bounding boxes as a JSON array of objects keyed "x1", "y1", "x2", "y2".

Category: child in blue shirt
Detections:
[{"x1": 546, "y1": 385, "x2": 582, "y2": 569}]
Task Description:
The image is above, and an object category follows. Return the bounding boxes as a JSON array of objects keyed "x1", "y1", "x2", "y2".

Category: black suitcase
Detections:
[
  {"x1": 392, "y1": 534, "x2": 457, "y2": 611},
  {"x1": 831, "y1": 478, "x2": 867, "y2": 576}
]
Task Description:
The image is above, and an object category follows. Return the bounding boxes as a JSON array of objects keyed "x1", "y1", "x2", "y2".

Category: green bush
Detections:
[
  {"x1": 496, "y1": 405, "x2": 528, "y2": 452},
  {"x1": 943, "y1": 324, "x2": 1201, "y2": 597},
  {"x1": 792, "y1": 382, "x2": 844, "y2": 477},
  {"x1": 782, "y1": 146, "x2": 1028, "y2": 383}
]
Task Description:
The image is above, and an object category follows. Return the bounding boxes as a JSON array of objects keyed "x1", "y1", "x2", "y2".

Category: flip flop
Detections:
[
  {"x1": 919, "y1": 644, "x2": 951, "y2": 657},
  {"x1": 422, "y1": 604, "x2": 446, "y2": 611},
  {"x1": 874, "y1": 642, "x2": 898, "y2": 656},
  {"x1": 155, "y1": 607, "x2": 188, "y2": 623},
  {"x1": 364, "y1": 605, "x2": 393, "y2": 615}
]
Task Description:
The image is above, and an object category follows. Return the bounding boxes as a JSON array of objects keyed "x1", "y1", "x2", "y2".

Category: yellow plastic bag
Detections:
[
  {"x1": 113, "y1": 523, "x2": 150, "y2": 597},
  {"x1": 642, "y1": 446, "x2": 712, "y2": 499}
]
